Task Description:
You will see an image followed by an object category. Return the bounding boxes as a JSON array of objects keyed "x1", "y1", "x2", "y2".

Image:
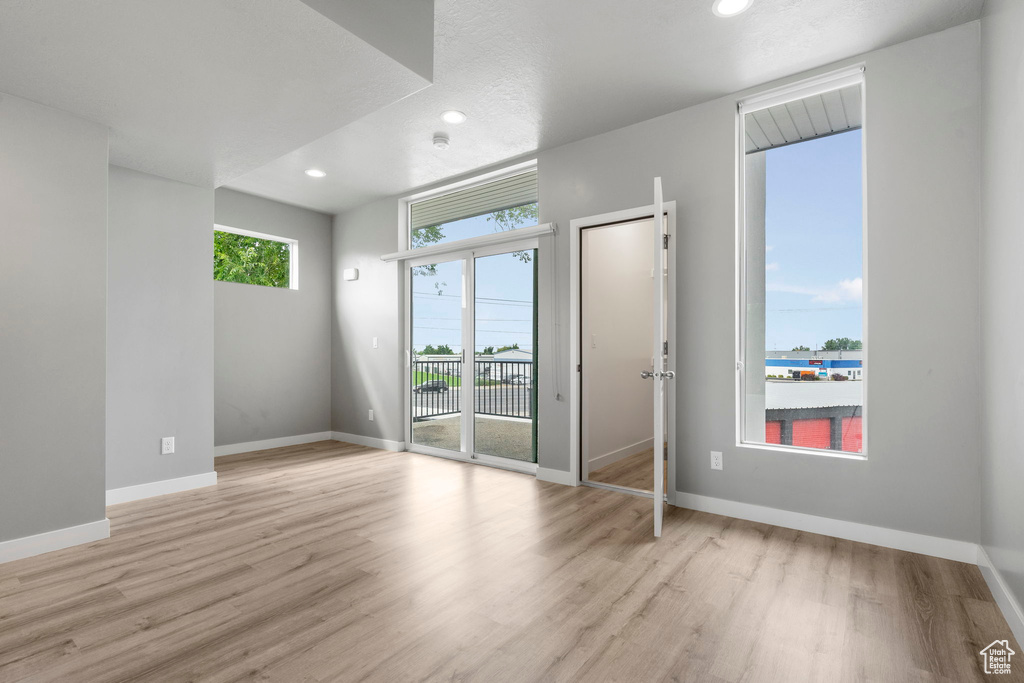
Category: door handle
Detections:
[
  {"x1": 640, "y1": 371, "x2": 654, "y2": 379},
  {"x1": 657, "y1": 371, "x2": 676, "y2": 380}
]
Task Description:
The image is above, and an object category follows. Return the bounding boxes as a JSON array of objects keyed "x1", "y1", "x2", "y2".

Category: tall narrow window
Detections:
[{"x1": 739, "y1": 68, "x2": 865, "y2": 456}]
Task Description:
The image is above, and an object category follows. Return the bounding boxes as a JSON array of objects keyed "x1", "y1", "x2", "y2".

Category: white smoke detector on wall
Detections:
[{"x1": 433, "y1": 134, "x2": 450, "y2": 150}]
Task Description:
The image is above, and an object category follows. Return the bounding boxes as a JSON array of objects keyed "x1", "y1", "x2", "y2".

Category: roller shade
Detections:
[
  {"x1": 410, "y1": 170, "x2": 538, "y2": 230},
  {"x1": 745, "y1": 83, "x2": 862, "y2": 154}
]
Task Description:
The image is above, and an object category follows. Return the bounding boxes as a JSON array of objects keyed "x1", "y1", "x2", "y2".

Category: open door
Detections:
[{"x1": 652, "y1": 177, "x2": 669, "y2": 537}]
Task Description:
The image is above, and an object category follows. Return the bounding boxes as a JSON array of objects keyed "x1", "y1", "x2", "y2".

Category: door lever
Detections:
[
  {"x1": 640, "y1": 370, "x2": 654, "y2": 379},
  {"x1": 660, "y1": 371, "x2": 676, "y2": 380}
]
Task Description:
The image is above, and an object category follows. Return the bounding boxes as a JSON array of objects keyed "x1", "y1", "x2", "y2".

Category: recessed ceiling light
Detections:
[
  {"x1": 712, "y1": 0, "x2": 752, "y2": 17},
  {"x1": 304, "y1": 169, "x2": 327, "y2": 178},
  {"x1": 433, "y1": 134, "x2": 450, "y2": 150},
  {"x1": 442, "y1": 110, "x2": 467, "y2": 124}
]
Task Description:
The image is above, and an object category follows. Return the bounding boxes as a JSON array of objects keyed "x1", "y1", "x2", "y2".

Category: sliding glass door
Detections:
[
  {"x1": 407, "y1": 241, "x2": 538, "y2": 471},
  {"x1": 473, "y1": 249, "x2": 537, "y2": 463},
  {"x1": 410, "y1": 258, "x2": 464, "y2": 453}
]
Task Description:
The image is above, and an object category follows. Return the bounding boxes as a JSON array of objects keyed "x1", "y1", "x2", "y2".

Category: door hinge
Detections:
[
  {"x1": 663, "y1": 341, "x2": 668, "y2": 356},
  {"x1": 663, "y1": 234, "x2": 670, "y2": 249},
  {"x1": 577, "y1": 363, "x2": 582, "y2": 372}
]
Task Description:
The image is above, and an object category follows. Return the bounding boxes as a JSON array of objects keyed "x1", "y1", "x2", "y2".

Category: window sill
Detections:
[{"x1": 736, "y1": 442, "x2": 867, "y2": 461}]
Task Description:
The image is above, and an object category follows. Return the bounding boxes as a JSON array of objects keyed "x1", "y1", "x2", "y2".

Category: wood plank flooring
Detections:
[
  {"x1": 588, "y1": 448, "x2": 666, "y2": 492},
  {"x1": 0, "y1": 440, "x2": 1019, "y2": 682}
]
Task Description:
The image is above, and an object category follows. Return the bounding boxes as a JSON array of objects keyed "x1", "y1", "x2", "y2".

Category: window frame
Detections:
[
  {"x1": 214, "y1": 224, "x2": 299, "y2": 291},
  {"x1": 397, "y1": 159, "x2": 538, "y2": 253},
  {"x1": 735, "y1": 65, "x2": 868, "y2": 460}
]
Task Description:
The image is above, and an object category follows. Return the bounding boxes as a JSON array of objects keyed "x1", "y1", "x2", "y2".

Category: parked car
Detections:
[
  {"x1": 509, "y1": 375, "x2": 529, "y2": 386},
  {"x1": 414, "y1": 380, "x2": 449, "y2": 393}
]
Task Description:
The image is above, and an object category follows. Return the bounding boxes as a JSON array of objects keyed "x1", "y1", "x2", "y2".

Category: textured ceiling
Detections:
[
  {"x1": 0, "y1": 0, "x2": 430, "y2": 187},
  {"x1": 0, "y1": 0, "x2": 983, "y2": 210},
  {"x1": 227, "y1": 0, "x2": 983, "y2": 215}
]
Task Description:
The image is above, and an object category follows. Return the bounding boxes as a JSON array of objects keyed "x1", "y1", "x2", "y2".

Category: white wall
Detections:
[
  {"x1": 0, "y1": 93, "x2": 109, "y2": 542},
  {"x1": 329, "y1": 24, "x2": 981, "y2": 544},
  {"x1": 214, "y1": 189, "x2": 333, "y2": 447},
  {"x1": 980, "y1": 0, "x2": 1024, "y2": 628},
  {"x1": 106, "y1": 166, "x2": 215, "y2": 490},
  {"x1": 581, "y1": 220, "x2": 654, "y2": 471},
  {"x1": 331, "y1": 199, "x2": 406, "y2": 441},
  {"x1": 537, "y1": 23, "x2": 981, "y2": 542}
]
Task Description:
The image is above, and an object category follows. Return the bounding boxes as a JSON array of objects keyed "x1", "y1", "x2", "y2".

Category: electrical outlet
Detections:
[
  {"x1": 368, "y1": 409, "x2": 374, "y2": 422},
  {"x1": 161, "y1": 436, "x2": 175, "y2": 455},
  {"x1": 372, "y1": 336, "x2": 379, "y2": 349},
  {"x1": 710, "y1": 450, "x2": 723, "y2": 470}
]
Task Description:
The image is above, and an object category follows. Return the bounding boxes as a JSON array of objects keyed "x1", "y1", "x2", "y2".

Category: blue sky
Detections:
[
  {"x1": 763, "y1": 129, "x2": 863, "y2": 351},
  {"x1": 411, "y1": 129, "x2": 863, "y2": 355},
  {"x1": 411, "y1": 213, "x2": 535, "y2": 354}
]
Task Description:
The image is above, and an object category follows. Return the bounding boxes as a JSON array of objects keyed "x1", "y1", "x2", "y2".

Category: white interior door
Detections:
[{"x1": 652, "y1": 177, "x2": 668, "y2": 538}]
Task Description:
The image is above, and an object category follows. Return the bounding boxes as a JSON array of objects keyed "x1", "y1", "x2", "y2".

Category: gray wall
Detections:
[
  {"x1": 331, "y1": 200, "x2": 405, "y2": 441},
  {"x1": 980, "y1": 0, "x2": 1024, "y2": 619},
  {"x1": 539, "y1": 22, "x2": 982, "y2": 542},
  {"x1": 106, "y1": 166, "x2": 215, "y2": 490},
  {"x1": 214, "y1": 188, "x2": 333, "y2": 446},
  {"x1": 0, "y1": 93, "x2": 108, "y2": 541},
  {"x1": 332, "y1": 23, "x2": 982, "y2": 544}
]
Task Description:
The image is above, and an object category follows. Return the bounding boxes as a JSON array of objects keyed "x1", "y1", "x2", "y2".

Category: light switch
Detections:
[{"x1": 343, "y1": 268, "x2": 359, "y2": 281}]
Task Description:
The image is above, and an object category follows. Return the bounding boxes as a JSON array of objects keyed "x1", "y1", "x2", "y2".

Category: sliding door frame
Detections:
[{"x1": 404, "y1": 236, "x2": 540, "y2": 475}]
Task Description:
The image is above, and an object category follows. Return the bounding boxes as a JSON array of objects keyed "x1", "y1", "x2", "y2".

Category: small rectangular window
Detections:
[
  {"x1": 213, "y1": 226, "x2": 297, "y2": 290},
  {"x1": 739, "y1": 68, "x2": 865, "y2": 456},
  {"x1": 408, "y1": 166, "x2": 538, "y2": 250}
]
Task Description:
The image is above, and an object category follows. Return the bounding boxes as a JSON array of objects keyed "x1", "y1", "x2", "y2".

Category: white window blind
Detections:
[
  {"x1": 744, "y1": 82, "x2": 862, "y2": 154},
  {"x1": 410, "y1": 170, "x2": 538, "y2": 231}
]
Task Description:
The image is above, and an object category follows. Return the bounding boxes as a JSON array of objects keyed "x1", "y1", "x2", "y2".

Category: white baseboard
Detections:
[
  {"x1": 106, "y1": 472, "x2": 218, "y2": 506},
  {"x1": 673, "y1": 491, "x2": 978, "y2": 564},
  {"x1": 215, "y1": 431, "x2": 333, "y2": 457},
  {"x1": 0, "y1": 518, "x2": 110, "y2": 565},
  {"x1": 537, "y1": 467, "x2": 577, "y2": 486},
  {"x1": 978, "y1": 546, "x2": 1024, "y2": 645},
  {"x1": 590, "y1": 438, "x2": 654, "y2": 472},
  {"x1": 331, "y1": 431, "x2": 405, "y2": 452}
]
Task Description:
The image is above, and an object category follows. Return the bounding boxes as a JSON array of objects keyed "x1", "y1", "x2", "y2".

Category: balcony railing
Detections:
[{"x1": 412, "y1": 359, "x2": 533, "y2": 421}]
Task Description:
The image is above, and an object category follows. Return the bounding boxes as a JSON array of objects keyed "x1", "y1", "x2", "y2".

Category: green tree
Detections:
[
  {"x1": 434, "y1": 343, "x2": 455, "y2": 355},
  {"x1": 410, "y1": 202, "x2": 539, "y2": 292},
  {"x1": 214, "y1": 231, "x2": 290, "y2": 288},
  {"x1": 480, "y1": 345, "x2": 495, "y2": 355},
  {"x1": 488, "y1": 204, "x2": 539, "y2": 263},
  {"x1": 823, "y1": 337, "x2": 862, "y2": 351},
  {"x1": 792, "y1": 345, "x2": 810, "y2": 351},
  {"x1": 495, "y1": 343, "x2": 520, "y2": 353},
  {"x1": 411, "y1": 225, "x2": 445, "y2": 280},
  {"x1": 420, "y1": 344, "x2": 438, "y2": 355}
]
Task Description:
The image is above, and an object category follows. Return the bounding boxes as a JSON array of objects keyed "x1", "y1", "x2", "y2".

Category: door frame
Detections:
[
  {"x1": 568, "y1": 202, "x2": 677, "y2": 505},
  {"x1": 403, "y1": 237, "x2": 540, "y2": 475}
]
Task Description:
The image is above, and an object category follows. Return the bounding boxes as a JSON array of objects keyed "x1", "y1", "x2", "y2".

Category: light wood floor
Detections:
[
  {"x1": 588, "y1": 448, "x2": 666, "y2": 492},
  {"x1": 1, "y1": 441, "x2": 1019, "y2": 682}
]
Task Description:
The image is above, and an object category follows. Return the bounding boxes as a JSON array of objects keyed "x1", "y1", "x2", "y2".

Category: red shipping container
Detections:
[
  {"x1": 792, "y1": 418, "x2": 831, "y2": 449},
  {"x1": 842, "y1": 416, "x2": 863, "y2": 453}
]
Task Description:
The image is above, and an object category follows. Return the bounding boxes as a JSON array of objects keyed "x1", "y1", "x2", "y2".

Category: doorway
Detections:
[
  {"x1": 569, "y1": 196, "x2": 677, "y2": 532},
  {"x1": 406, "y1": 240, "x2": 539, "y2": 473}
]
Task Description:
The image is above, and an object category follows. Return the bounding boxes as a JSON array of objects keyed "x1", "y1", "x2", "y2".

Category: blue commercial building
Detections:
[{"x1": 765, "y1": 357, "x2": 863, "y2": 379}]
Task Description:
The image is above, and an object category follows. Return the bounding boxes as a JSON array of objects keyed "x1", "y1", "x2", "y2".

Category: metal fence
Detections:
[
  {"x1": 412, "y1": 360, "x2": 461, "y2": 419},
  {"x1": 412, "y1": 359, "x2": 533, "y2": 421}
]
